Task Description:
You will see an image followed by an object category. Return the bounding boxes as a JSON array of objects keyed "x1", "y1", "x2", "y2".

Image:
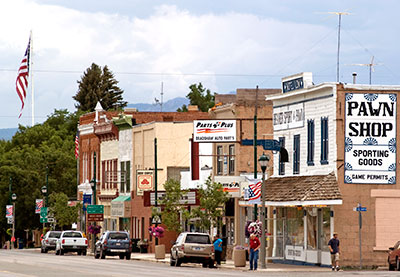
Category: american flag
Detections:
[
  {"x1": 248, "y1": 180, "x2": 262, "y2": 201},
  {"x1": 35, "y1": 199, "x2": 43, "y2": 214},
  {"x1": 74, "y1": 130, "x2": 79, "y2": 159},
  {"x1": 6, "y1": 205, "x2": 13, "y2": 218},
  {"x1": 16, "y1": 36, "x2": 31, "y2": 118}
]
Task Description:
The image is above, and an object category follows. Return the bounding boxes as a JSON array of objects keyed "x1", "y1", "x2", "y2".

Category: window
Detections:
[
  {"x1": 228, "y1": 145, "x2": 235, "y2": 175},
  {"x1": 217, "y1": 146, "x2": 223, "y2": 175},
  {"x1": 120, "y1": 161, "x2": 131, "y2": 193},
  {"x1": 279, "y1": 137, "x2": 285, "y2": 175},
  {"x1": 293, "y1": 135, "x2": 300, "y2": 174},
  {"x1": 307, "y1": 120, "x2": 315, "y2": 166},
  {"x1": 321, "y1": 117, "x2": 329, "y2": 164}
]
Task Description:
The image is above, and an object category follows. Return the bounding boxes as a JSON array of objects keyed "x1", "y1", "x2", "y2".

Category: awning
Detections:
[
  {"x1": 240, "y1": 172, "x2": 342, "y2": 207},
  {"x1": 111, "y1": 195, "x2": 131, "y2": 202}
]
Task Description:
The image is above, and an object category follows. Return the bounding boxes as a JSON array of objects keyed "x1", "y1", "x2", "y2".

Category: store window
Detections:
[
  {"x1": 228, "y1": 145, "x2": 235, "y2": 175},
  {"x1": 217, "y1": 146, "x2": 223, "y2": 175},
  {"x1": 321, "y1": 117, "x2": 329, "y2": 164},
  {"x1": 279, "y1": 137, "x2": 285, "y2": 175},
  {"x1": 293, "y1": 135, "x2": 300, "y2": 174},
  {"x1": 307, "y1": 120, "x2": 315, "y2": 166},
  {"x1": 120, "y1": 161, "x2": 131, "y2": 193}
]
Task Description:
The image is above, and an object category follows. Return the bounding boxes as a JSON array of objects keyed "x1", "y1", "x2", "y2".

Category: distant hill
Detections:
[
  {"x1": 0, "y1": 128, "x2": 18, "y2": 141},
  {"x1": 126, "y1": 97, "x2": 189, "y2": 112}
]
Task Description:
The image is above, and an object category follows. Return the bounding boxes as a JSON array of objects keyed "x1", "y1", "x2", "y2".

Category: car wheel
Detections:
[
  {"x1": 83, "y1": 250, "x2": 87, "y2": 256},
  {"x1": 176, "y1": 257, "x2": 182, "y2": 267},
  {"x1": 170, "y1": 256, "x2": 176, "y2": 266},
  {"x1": 389, "y1": 260, "x2": 395, "y2": 271},
  {"x1": 202, "y1": 262, "x2": 208, "y2": 268},
  {"x1": 44, "y1": 248, "x2": 48, "y2": 253},
  {"x1": 60, "y1": 249, "x2": 64, "y2": 255},
  {"x1": 100, "y1": 249, "x2": 106, "y2": 259},
  {"x1": 78, "y1": 250, "x2": 82, "y2": 256},
  {"x1": 126, "y1": 252, "x2": 131, "y2": 260},
  {"x1": 396, "y1": 257, "x2": 400, "y2": 271},
  {"x1": 119, "y1": 254, "x2": 124, "y2": 259},
  {"x1": 55, "y1": 249, "x2": 59, "y2": 255},
  {"x1": 209, "y1": 260, "x2": 215, "y2": 268},
  {"x1": 41, "y1": 247, "x2": 45, "y2": 253}
]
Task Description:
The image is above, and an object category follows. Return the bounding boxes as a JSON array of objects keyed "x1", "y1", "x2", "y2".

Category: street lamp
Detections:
[
  {"x1": 11, "y1": 193, "x2": 17, "y2": 249},
  {"x1": 41, "y1": 185, "x2": 47, "y2": 207},
  {"x1": 258, "y1": 153, "x2": 270, "y2": 269}
]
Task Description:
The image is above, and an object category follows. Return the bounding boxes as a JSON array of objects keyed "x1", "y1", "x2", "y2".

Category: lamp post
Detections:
[
  {"x1": 11, "y1": 193, "x2": 17, "y2": 249},
  {"x1": 258, "y1": 153, "x2": 270, "y2": 269},
  {"x1": 41, "y1": 185, "x2": 47, "y2": 207}
]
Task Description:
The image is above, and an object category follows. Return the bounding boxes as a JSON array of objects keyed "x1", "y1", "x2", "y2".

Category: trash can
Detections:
[{"x1": 18, "y1": 239, "x2": 24, "y2": 249}]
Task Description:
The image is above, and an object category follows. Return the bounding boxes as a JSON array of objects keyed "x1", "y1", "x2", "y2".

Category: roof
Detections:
[{"x1": 265, "y1": 172, "x2": 341, "y2": 203}]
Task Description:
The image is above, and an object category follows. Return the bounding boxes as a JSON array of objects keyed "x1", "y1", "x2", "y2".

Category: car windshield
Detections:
[
  {"x1": 49, "y1": 232, "x2": 61, "y2": 238},
  {"x1": 185, "y1": 234, "x2": 210, "y2": 244},
  {"x1": 108, "y1": 233, "x2": 128, "y2": 240},
  {"x1": 63, "y1": 232, "x2": 82, "y2": 238}
]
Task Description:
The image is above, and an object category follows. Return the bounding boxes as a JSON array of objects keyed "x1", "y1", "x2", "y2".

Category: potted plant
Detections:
[
  {"x1": 138, "y1": 239, "x2": 149, "y2": 253},
  {"x1": 149, "y1": 226, "x2": 165, "y2": 259}
]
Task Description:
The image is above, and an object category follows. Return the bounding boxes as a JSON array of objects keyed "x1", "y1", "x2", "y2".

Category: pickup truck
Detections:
[{"x1": 55, "y1": 230, "x2": 88, "y2": 256}]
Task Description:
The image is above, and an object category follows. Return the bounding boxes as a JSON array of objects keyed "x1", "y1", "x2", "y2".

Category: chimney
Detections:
[
  {"x1": 188, "y1": 105, "x2": 199, "y2": 111},
  {"x1": 352, "y1": 72, "x2": 357, "y2": 84}
]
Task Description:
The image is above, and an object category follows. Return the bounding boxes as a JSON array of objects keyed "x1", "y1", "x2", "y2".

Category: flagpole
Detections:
[{"x1": 30, "y1": 30, "x2": 34, "y2": 126}]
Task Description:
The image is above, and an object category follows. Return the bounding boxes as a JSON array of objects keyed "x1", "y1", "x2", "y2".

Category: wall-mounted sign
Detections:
[
  {"x1": 273, "y1": 103, "x2": 305, "y2": 131},
  {"x1": 214, "y1": 176, "x2": 245, "y2": 198},
  {"x1": 193, "y1": 120, "x2": 236, "y2": 142},
  {"x1": 283, "y1": 77, "x2": 304, "y2": 93},
  {"x1": 344, "y1": 93, "x2": 397, "y2": 184},
  {"x1": 149, "y1": 191, "x2": 197, "y2": 206},
  {"x1": 285, "y1": 245, "x2": 305, "y2": 261},
  {"x1": 137, "y1": 170, "x2": 153, "y2": 195}
]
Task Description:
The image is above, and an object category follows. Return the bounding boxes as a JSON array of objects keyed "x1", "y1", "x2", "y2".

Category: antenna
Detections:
[
  {"x1": 325, "y1": 12, "x2": 350, "y2": 83},
  {"x1": 347, "y1": 56, "x2": 382, "y2": 85},
  {"x1": 154, "y1": 82, "x2": 164, "y2": 112}
]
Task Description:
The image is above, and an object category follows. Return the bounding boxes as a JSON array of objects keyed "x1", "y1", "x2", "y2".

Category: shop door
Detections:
[{"x1": 265, "y1": 218, "x2": 285, "y2": 260}]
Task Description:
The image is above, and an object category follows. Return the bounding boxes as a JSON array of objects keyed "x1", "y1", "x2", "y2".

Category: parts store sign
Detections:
[
  {"x1": 193, "y1": 120, "x2": 236, "y2": 142},
  {"x1": 345, "y1": 93, "x2": 397, "y2": 184}
]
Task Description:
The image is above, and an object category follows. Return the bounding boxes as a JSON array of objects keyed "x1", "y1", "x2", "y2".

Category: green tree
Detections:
[
  {"x1": 177, "y1": 83, "x2": 215, "y2": 112},
  {"x1": 188, "y1": 176, "x2": 229, "y2": 232},
  {"x1": 49, "y1": 192, "x2": 81, "y2": 229},
  {"x1": 73, "y1": 63, "x2": 127, "y2": 111},
  {"x1": 152, "y1": 179, "x2": 188, "y2": 233}
]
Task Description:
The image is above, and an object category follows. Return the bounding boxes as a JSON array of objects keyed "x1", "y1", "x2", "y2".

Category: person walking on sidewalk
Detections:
[
  {"x1": 213, "y1": 235, "x2": 223, "y2": 267},
  {"x1": 249, "y1": 233, "x2": 261, "y2": 270},
  {"x1": 328, "y1": 232, "x2": 341, "y2": 271}
]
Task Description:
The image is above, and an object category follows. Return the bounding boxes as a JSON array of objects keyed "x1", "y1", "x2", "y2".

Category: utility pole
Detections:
[
  {"x1": 253, "y1": 86, "x2": 259, "y2": 220},
  {"x1": 154, "y1": 138, "x2": 158, "y2": 245}
]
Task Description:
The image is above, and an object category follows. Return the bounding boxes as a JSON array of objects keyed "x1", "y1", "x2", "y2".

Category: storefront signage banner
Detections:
[
  {"x1": 137, "y1": 170, "x2": 153, "y2": 195},
  {"x1": 214, "y1": 176, "x2": 245, "y2": 198},
  {"x1": 150, "y1": 191, "x2": 196, "y2": 205},
  {"x1": 273, "y1": 103, "x2": 304, "y2": 131},
  {"x1": 282, "y1": 77, "x2": 304, "y2": 93},
  {"x1": 111, "y1": 202, "x2": 124, "y2": 217},
  {"x1": 345, "y1": 93, "x2": 397, "y2": 184},
  {"x1": 285, "y1": 245, "x2": 305, "y2": 261},
  {"x1": 193, "y1": 120, "x2": 236, "y2": 142}
]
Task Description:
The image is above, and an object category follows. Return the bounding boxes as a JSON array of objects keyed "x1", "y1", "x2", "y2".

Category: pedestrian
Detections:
[
  {"x1": 328, "y1": 232, "x2": 341, "y2": 271},
  {"x1": 249, "y1": 233, "x2": 261, "y2": 270},
  {"x1": 213, "y1": 234, "x2": 223, "y2": 267}
]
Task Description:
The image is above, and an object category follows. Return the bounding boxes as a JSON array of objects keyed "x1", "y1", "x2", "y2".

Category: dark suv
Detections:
[
  {"x1": 41, "y1": 231, "x2": 61, "y2": 253},
  {"x1": 94, "y1": 231, "x2": 131, "y2": 260}
]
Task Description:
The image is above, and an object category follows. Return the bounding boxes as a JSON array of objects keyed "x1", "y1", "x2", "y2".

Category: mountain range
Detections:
[{"x1": 0, "y1": 97, "x2": 190, "y2": 140}]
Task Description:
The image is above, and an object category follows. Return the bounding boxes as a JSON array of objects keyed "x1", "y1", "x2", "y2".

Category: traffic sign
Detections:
[
  {"x1": 47, "y1": 218, "x2": 55, "y2": 223},
  {"x1": 87, "y1": 205, "x2": 104, "y2": 214},
  {"x1": 152, "y1": 215, "x2": 162, "y2": 224},
  {"x1": 40, "y1": 217, "x2": 48, "y2": 223},
  {"x1": 7, "y1": 217, "x2": 13, "y2": 224},
  {"x1": 40, "y1": 207, "x2": 48, "y2": 217},
  {"x1": 353, "y1": 206, "x2": 367, "y2": 212},
  {"x1": 87, "y1": 213, "x2": 103, "y2": 221}
]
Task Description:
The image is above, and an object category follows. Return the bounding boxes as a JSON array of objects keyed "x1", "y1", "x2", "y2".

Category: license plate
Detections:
[
  {"x1": 194, "y1": 247, "x2": 202, "y2": 251},
  {"x1": 116, "y1": 243, "x2": 121, "y2": 246},
  {"x1": 73, "y1": 245, "x2": 77, "y2": 248}
]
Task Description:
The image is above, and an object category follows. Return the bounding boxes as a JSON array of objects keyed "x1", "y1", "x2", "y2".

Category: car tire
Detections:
[
  {"x1": 95, "y1": 249, "x2": 100, "y2": 259},
  {"x1": 389, "y1": 261, "x2": 395, "y2": 271},
  {"x1": 78, "y1": 251, "x2": 82, "y2": 256},
  {"x1": 209, "y1": 260, "x2": 215, "y2": 268},
  {"x1": 396, "y1": 257, "x2": 400, "y2": 271},
  {"x1": 83, "y1": 250, "x2": 87, "y2": 256},
  {"x1": 176, "y1": 257, "x2": 182, "y2": 267},
  {"x1": 126, "y1": 252, "x2": 131, "y2": 260},
  {"x1": 55, "y1": 249, "x2": 59, "y2": 255},
  {"x1": 100, "y1": 249, "x2": 106, "y2": 259},
  {"x1": 119, "y1": 254, "x2": 124, "y2": 259},
  {"x1": 60, "y1": 249, "x2": 64, "y2": 255},
  {"x1": 202, "y1": 262, "x2": 208, "y2": 268},
  {"x1": 170, "y1": 257, "x2": 176, "y2": 266}
]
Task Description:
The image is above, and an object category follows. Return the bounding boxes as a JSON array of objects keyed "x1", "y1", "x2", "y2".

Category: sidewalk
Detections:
[{"x1": 130, "y1": 253, "x2": 331, "y2": 272}]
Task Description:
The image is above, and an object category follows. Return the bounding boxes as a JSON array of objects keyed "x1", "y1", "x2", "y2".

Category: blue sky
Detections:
[{"x1": 1, "y1": 0, "x2": 400, "y2": 128}]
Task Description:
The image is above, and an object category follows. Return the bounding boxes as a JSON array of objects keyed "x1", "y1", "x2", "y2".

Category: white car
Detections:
[{"x1": 55, "y1": 230, "x2": 88, "y2": 256}]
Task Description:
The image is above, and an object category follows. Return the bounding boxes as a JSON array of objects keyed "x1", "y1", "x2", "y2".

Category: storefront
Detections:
[
  {"x1": 239, "y1": 173, "x2": 342, "y2": 266},
  {"x1": 111, "y1": 195, "x2": 132, "y2": 232}
]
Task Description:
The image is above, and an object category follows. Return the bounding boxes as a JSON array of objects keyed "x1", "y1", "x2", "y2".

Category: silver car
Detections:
[
  {"x1": 170, "y1": 232, "x2": 214, "y2": 267},
  {"x1": 41, "y1": 231, "x2": 61, "y2": 253}
]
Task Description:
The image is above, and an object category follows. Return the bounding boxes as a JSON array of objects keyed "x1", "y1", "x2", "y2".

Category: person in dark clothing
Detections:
[
  {"x1": 213, "y1": 235, "x2": 223, "y2": 267},
  {"x1": 328, "y1": 232, "x2": 340, "y2": 271}
]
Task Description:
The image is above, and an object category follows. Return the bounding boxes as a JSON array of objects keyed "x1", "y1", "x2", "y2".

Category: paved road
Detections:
[{"x1": 0, "y1": 249, "x2": 397, "y2": 277}]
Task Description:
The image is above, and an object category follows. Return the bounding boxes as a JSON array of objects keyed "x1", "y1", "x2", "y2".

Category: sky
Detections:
[{"x1": 1, "y1": 0, "x2": 400, "y2": 128}]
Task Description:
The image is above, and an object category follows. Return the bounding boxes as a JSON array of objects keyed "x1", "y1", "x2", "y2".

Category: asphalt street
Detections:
[{"x1": 0, "y1": 249, "x2": 398, "y2": 277}]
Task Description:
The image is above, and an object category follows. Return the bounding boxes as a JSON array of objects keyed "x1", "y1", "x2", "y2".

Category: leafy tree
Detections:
[
  {"x1": 177, "y1": 83, "x2": 215, "y2": 112},
  {"x1": 188, "y1": 176, "x2": 229, "y2": 232},
  {"x1": 49, "y1": 192, "x2": 81, "y2": 229},
  {"x1": 152, "y1": 179, "x2": 188, "y2": 233},
  {"x1": 73, "y1": 63, "x2": 127, "y2": 111}
]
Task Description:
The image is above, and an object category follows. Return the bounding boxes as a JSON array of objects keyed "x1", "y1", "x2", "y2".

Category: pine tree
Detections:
[{"x1": 73, "y1": 63, "x2": 127, "y2": 111}]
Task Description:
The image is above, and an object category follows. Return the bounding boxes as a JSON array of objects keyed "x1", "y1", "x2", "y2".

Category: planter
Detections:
[
  {"x1": 233, "y1": 249, "x2": 246, "y2": 267},
  {"x1": 155, "y1": 244, "x2": 165, "y2": 259}
]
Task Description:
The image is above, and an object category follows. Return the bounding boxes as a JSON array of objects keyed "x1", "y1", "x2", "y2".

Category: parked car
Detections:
[
  {"x1": 94, "y1": 231, "x2": 131, "y2": 260},
  {"x1": 170, "y1": 232, "x2": 214, "y2": 267},
  {"x1": 41, "y1": 231, "x2": 61, "y2": 253},
  {"x1": 388, "y1": 241, "x2": 400, "y2": 270},
  {"x1": 55, "y1": 230, "x2": 87, "y2": 256}
]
